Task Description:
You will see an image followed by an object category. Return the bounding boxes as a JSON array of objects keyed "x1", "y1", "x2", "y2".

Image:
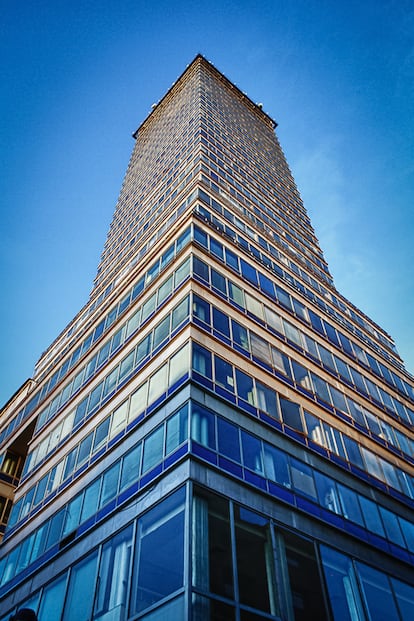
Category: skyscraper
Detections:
[{"x1": 0, "y1": 54, "x2": 413, "y2": 620}]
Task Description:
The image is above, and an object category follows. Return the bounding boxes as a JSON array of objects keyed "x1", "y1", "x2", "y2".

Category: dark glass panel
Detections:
[
  {"x1": 217, "y1": 417, "x2": 241, "y2": 462},
  {"x1": 282, "y1": 530, "x2": 329, "y2": 621},
  {"x1": 235, "y1": 508, "x2": 276, "y2": 614}
]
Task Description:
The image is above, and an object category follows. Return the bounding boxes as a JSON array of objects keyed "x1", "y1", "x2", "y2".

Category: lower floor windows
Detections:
[{"x1": 4, "y1": 485, "x2": 414, "y2": 621}]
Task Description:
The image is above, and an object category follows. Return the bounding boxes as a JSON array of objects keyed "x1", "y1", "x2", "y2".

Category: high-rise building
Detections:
[{"x1": 0, "y1": 55, "x2": 413, "y2": 621}]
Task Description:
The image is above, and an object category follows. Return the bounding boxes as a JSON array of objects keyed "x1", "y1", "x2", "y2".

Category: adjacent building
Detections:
[{"x1": 0, "y1": 55, "x2": 413, "y2": 620}]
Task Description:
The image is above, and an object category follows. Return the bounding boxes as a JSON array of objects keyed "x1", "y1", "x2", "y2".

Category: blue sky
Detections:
[{"x1": 1, "y1": 1, "x2": 413, "y2": 406}]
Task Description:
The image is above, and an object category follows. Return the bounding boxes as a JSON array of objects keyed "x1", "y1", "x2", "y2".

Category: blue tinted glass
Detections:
[
  {"x1": 193, "y1": 294, "x2": 210, "y2": 324},
  {"x1": 258, "y1": 272, "x2": 275, "y2": 297},
  {"x1": 240, "y1": 259, "x2": 258, "y2": 285},
  {"x1": 280, "y1": 397, "x2": 303, "y2": 432},
  {"x1": 225, "y1": 247, "x2": 239, "y2": 270},
  {"x1": 217, "y1": 418, "x2": 241, "y2": 462},
  {"x1": 191, "y1": 405, "x2": 216, "y2": 448},
  {"x1": 232, "y1": 320, "x2": 249, "y2": 349},
  {"x1": 193, "y1": 257, "x2": 209, "y2": 282},
  {"x1": 213, "y1": 307, "x2": 230, "y2": 337},
  {"x1": 275, "y1": 286, "x2": 292, "y2": 311},
  {"x1": 214, "y1": 356, "x2": 234, "y2": 392},
  {"x1": 211, "y1": 269, "x2": 226, "y2": 294},
  {"x1": 133, "y1": 489, "x2": 185, "y2": 614},
  {"x1": 193, "y1": 226, "x2": 208, "y2": 248},
  {"x1": 210, "y1": 237, "x2": 224, "y2": 260},
  {"x1": 241, "y1": 432, "x2": 263, "y2": 473},
  {"x1": 235, "y1": 369, "x2": 254, "y2": 403},
  {"x1": 192, "y1": 343, "x2": 212, "y2": 378},
  {"x1": 357, "y1": 563, "x2": 400, "y2": 621}
]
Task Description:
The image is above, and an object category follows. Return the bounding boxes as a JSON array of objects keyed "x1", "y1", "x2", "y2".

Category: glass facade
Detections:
[{"x1": 0, "y1": 55, "x2": 412, "y2": 620}]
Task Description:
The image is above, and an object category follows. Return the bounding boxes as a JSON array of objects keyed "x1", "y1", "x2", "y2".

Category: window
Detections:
[
  {"x1": 191, "y1": 405, "x2": 215, "y2": 449},
  {"x1": 142, "y1": 426, "x2": 164, "y2": 473},
  {"x1": 192, "y1": 343, "x2": 212, "y2": 378},
  {"x1": 153, "y1": 316, "x2": 170, "y2": 349},
  {"x1": 241, "y1": 432, "x2": 263, "y2": 474},
  {"x1": 232, "y1": 320, "x2": 249, "y2": 350},
  {"x1": 290, "y1": 458, "x2": 317, "y2": 499},
  {"x1": 280, "y1": 397, "x2": 303, "y2": 432},
  {"x1": 235, "y1": 508, "x2": 276, "y2": 613},
  {"x1": 131, "y1": 489, "x2": 185, "y2": 614},
  {"x1": 148, "y1": 364, "x2": 168, "y2": 403},
  {"x1": 94, "y1": 526, "x2": 133, "y2": 621},
  {"x1": 214, "y1": 356, "x2": 234, "y2": 392},
  {"x1": 263, "y1": 444, "x2": 290, "y2": 487},
  {"x1": 357, "y1": 563, "x2": 400, "y2": 621},
  {"x1": 62, "y1": 551, "x2": 99, "y2": 621},
  {"x1": 99, "y1": 461, "x2": 121, "y2": 509},
  {"x1": 320, "y1": 546, "x2": 365, "y2": 621},
  {"x1": 193, "y1": 295, "x2": 210, "y2": 324},
  {"x1": 212, "y1": 307, "x2": 230, "y2": 337},
  {"x1": 38, "y1": 574, "x2": 66, "y2": 620}
]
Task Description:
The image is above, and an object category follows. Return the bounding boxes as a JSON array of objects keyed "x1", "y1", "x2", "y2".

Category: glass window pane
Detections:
[
  {"x1": 166, "y1": 405, "x2": 188, "y2": 455},
  {"x1": 337, "y1": 484, "x2": 364, "y2": 526},
  {"x1": 214, "y1": 356, "x2": 234, "y2": 392},
  {"x1": 110, "y1": 400, "x2": 128, "y2": 439},
  {"x1": 232, "y1": 320, "x2": 249, "y2": 350},
  {"x1": 379, "y1": 507, "x2": 406, "y2": 548},
  {"x1": 62, "y1": 494, "x2": 82, "y2": 537},
  {"x1": 263, "y1": 445, "x2": 290, "y2": 487},
  {"x1": 99, "y1": 461, "x2": 121, "y2": 508},
  {"x1": 142, "y1": 426, "x2": 164, "y2": 473},
  {"x1": 250, "y1": 334, "x2": 270, "y2": 363},
  {"x1": 359, "y1": 496, "x2": 385, "y2": 536},
  {"x1": 126, "y1": 309, "x2": 141, "y2": 339},
  {"x1": 241, "y1": 432, "x2": 263, "y2": 474},
  {"x1": 39, "y1": 574, "x2": 67, "y2": 620},
  {"x1": 212, "y1": 307, "x2": 230, "y2": 337},
  {"x1": 192, "y1": 343, "x2": 212, "y2": 378},
  {"x1": 191, "y1": 405, "x2": 215, "y2": 449},
  {"x1": 217, "y1": 418, "x2": 241, "y2": 462},
  {"x1": 158, "y1": 275, "x2": 173, "y2": 304},
  {"x1": 153, "y1": 316, "x2": 170, "y2": 349},
  {"x1": 94, "y1": 525, "x2": 133, "y2": 620},
  {"x1": 304, "y1": 411, "x2": 326, "y2": 446},
  {"x1": 148, "y1": 364, "x2": 168, "y2": 402},
  {"x1": 320, "y1": 546, "x2": 365, "y2": 621},
  {"x1": 193, "y1": 295, "x2": 210, "y2": 324},
  {"x1": 236, "y1": 369, "x2": 255, "y2": 404},
  {"x1": 391, "y1": 577, "x2": 414, "y2": 621},
  {"x1": 141, "y1": 293, "x2": 156, "y2": 322},
  {"x1": 314, "y1": 471, "x2": 341, "y2": 513},
  {"x1": 290, "y1": 458, "x2": 317, "y2": 500},
  {"x1": 265, "y1": 306, "x2": 283, "y2": 334},
  {"x1": 120, "y1": 444, "x2": 141, "y2": 493},
  {"x1": 235, "y1": 508, "x2": 276, "y2": 613},
  {"x1": 283, "y1": 530, "x2": 329, "y2": 620},
  {"x1": 136, "y1": 334, "x2": 151, "y2": 364},
  {"x1": 80, "y1": 479, "x2": 101, "y2": 524},
  {"x1": 62, "y1": 550, "x2": 98, "y2": 621},
  {"x1": 171, "y1": 296, "x2": 189, "y2": 330},
  {"x1": 256, "y1": 381, "x2": 278, "y2": 418},
  {"x1": 357, "y1": 562, "x2": 400, "y2": 621},
  {"x1": 132, "y1": 489, "x2": 185, "y2": 613},
  {"x1": 130, "y1": 383, "x2": 148, "y2": 419},
  {"x1": 211, "y1": 269, "x2": 226, "y2": 294},
  {"x1": 228, "y1": 281, "x2": 244, "y2": 307},
  {"x1": 119, "y1": 351, "x2": 135, "y2": 383},
  {"x1": 280, "y1": 397, "x2": 303, "y2": 432}
]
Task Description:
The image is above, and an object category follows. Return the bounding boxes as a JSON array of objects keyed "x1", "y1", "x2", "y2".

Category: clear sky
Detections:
[{"x1": 1, "y1": 1, "x2": 413, "y2": 406}]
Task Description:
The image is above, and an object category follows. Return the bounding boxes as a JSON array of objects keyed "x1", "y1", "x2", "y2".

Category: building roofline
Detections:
[{"x1": 133, "y1": 53, "x2": 277, "y2": 139}]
